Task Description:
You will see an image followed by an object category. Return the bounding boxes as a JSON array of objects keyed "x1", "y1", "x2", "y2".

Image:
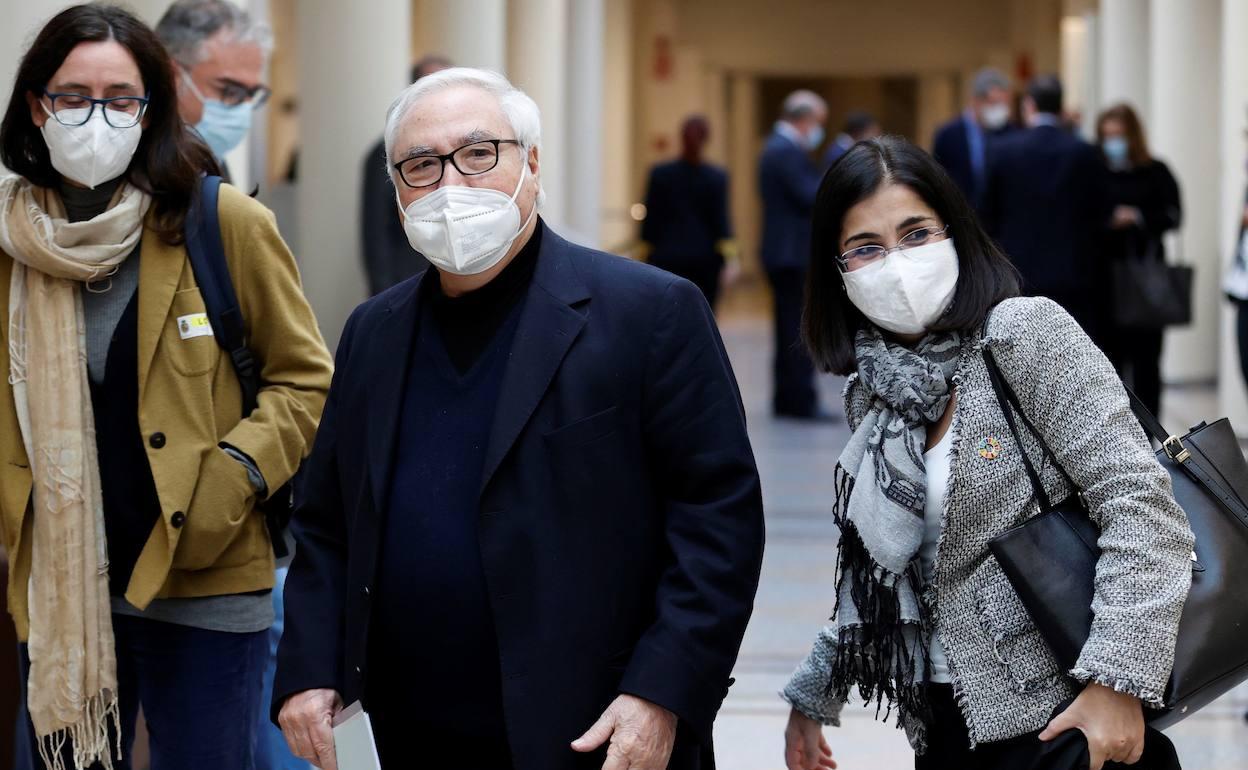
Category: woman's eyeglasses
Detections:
[
  {"x1": 836, "y1": 225, "x2": 951, "y2": 272},
  {"x1": 43, "y1": 90, "x2": 150, "y2": 129}
]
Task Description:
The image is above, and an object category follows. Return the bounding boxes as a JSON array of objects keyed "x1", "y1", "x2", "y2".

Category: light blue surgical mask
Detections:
[
  {"x1": 194, "y1": 98, "x2": 253, "y2": 157},
  {"x1": 1102, "y1": 136, "x2": 1130, "y2": 169},
  {"x1": 806, "y1": 125, "x2": 826, "y2": 150},
  {"x1": 180, "y1": 67, "x2": 254, "y2": 158}
]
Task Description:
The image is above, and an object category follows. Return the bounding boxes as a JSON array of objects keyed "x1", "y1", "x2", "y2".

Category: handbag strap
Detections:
[
  {"x1": 982, "y1": 346, "x2": 1072, "y2": 510},
  {"x1": 1125, "y1": 390, "x2": 1248, "y2": 533}
]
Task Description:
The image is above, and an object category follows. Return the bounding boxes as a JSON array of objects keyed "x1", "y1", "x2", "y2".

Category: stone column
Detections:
[
  {"x1": 1218, "y1": 0, "x2": 1248, "y2": 426},
  {"x1": 413, "y1": 0, "x2": 506, "y2": 73},
  {"x1": 507, "y1": 0, "x2": 569, "y2": 232},
  {"x1": 565, "y1": 0, "x2": 605, "y2": 247},
  {"x1": 727, "y1": 73, "x2": 761, "y2": 278},
  {"x1": 600, "y1": 0, "x2": 636, "y2": 254},
  {"x1": 1150, "y1": 0, "x2": 1221, "y2": 383},
  {"x1": 1098, "y1": 0, "x2": 1150, "y2": 116},
  {"x1": 296, "y1": 0, "x2": 409, "y2": 349}
]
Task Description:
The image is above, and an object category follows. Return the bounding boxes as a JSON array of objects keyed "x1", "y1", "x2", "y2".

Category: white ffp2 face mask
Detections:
[
  {"x1": 980, "y1": 103, "x2": 1010, "y2": 131},
  {"x1": 40, "y1": 105, "x2": 142, "y2": 190},
  {"x1": 398, "y1": 162, "x2": 536, "y2": 276},
  {"x1": 841, "y1": 238, "x2": 960, "y2": 335}
]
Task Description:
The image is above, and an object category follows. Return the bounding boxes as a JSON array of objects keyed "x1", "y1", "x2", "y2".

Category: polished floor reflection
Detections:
[{"x1": 711, "y1": 311, "x2": 1248, "y2": 770}]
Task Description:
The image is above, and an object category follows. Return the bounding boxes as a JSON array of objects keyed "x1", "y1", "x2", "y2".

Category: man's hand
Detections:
[
  {"x1": 1111, "y1": 205, "x2": 1143, "y2": 230},
  {"x1": 784, "y1": 708, "x2": 837, "y2": 770},
  {"x1": 278, "y1": 688, "x2": 344, "y2": 770},
  {"x1": 571, "y1": 694, "x2": 677, "y2": 770},
  {"x1": 1039, "y1": 682, "x2": 1145, "y2": 769}
]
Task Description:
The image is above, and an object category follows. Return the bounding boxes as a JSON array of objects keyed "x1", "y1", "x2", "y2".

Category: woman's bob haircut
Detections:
[{"x1": 802, "y1": 135, "x2": 1020, "y2": 375}]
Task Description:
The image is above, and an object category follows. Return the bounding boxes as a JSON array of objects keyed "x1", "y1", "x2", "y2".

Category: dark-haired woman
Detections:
[
  {"x1": 780, "y1": 136, "x2": 1191, "y2": 770},
  {"x1": 1097, "y1": 103, "x2": 1182, "y2": 417},
  {"x1": 0, "y1": 5, "x2": 332, "y2": 769}
]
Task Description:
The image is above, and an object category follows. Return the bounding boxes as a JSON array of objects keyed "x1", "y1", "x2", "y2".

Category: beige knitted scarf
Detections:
[{"x1": 0, "y1": 173, "x2": 150, "y2": 770}]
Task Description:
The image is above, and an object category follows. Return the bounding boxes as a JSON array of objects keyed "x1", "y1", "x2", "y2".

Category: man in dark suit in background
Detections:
[
  {"x1": 358, "y1": 54, "x2": 451, "y2": 296},
  {"x1": 640, "y1": 115, "x2": 737, "y2": 309},
  {"x1": 982, "y1": 74, "x2": 1112, "y2": 345},
  {"x1": 758, "y1": 90, "x2": 828, "y2": 420},
  {"x1": 933, "y1": 67, "x2": 1014, "y2": 212},
  {"x1": 276, "y1": 67, "x2": 765, "y2": 770},
  {"x1": 823, "y1": 110, "x2": 880, "y2": 169}
]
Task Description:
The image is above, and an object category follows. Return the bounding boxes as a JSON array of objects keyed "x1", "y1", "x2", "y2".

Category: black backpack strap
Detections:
[{"x1": 185, "y1": 175, "x2": 259, "y2": 415}]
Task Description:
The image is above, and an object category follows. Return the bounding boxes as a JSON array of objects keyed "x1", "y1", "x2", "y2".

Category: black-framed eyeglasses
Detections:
[
  {"x1": 836, "y1": 225, "x2": 951, "y2": 272},
  {"x1": 393, "y1": 139, "x2": 522, "y2": 189},
  {"x1": 43, "y1": 90, "x2": 150, "y2": 129}
]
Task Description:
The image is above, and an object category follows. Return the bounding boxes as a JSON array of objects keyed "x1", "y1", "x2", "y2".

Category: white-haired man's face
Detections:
[{"x1": 391, "y1": 85, "x2": 541, "y2": 216}]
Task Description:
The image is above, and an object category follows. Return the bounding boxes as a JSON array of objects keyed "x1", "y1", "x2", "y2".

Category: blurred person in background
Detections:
[
  {"x1": 823, "y1": 110, "x2": 881, "y2": 168},
  {"x1": 1096, "y1": 103, "x2": 1181, "y2": 418},
  {"x1": 275, "y1": 67, "x2": 764, "y2": 770},
  {"x1": 933, "y1": 67, "x2": 1015, "y2": 212},
  {"x1": 161, "y1": 4, "x2": 297, "y2": 767},
  {"x1": 640, "y1": 114, "x2": 738, "y2": 309},
  {"x1": 157, "y1": 0, "x2": 271, "y2": 179},
  {"x1": 360, "y1": 54, "x2": 452, "y2": 296},
  {"x1": 982, "y1": 74, "x2": 1112, "y2": 348},
  {"x1": 0, "y1": 5, "x2": 332, "y2": 768},
  {"x1": 759, "y1": 89, "x2": 830, "y2": 420},
  {"x1": 782, "y1": 136, "x2": 1189, "y2": 770}
]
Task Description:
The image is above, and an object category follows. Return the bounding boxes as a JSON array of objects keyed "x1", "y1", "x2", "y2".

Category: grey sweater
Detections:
[{"x1": 782, "y1": 297, "x2": 1194, "y2": 748}]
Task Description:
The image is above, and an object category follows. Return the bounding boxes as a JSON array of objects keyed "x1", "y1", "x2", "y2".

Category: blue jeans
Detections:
[
  {"x1": 255, "y1": 566, "x2": 309, "y2": 770},
  {"x1": 14, "y1": 614, "x2": 267, "y2": 770}
]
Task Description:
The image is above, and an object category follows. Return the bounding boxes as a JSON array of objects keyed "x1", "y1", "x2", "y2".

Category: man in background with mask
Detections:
[
  {"x1": 933, "y1": 67, "x2": 1015, "y2": 213},
  {"x1": 823, "y1": 110, "x2": 881, "y2": 168},
  {"x1": 157, "y1": 0, "x2": 271, "y2": 178},
  {"x1": 157, "y1": 8, "x2": 289, "y2": 768},
  {"x1": 274, "y1": 67, "x2": 765, "y2": 770},
  {"x1": 983, "y1": 74, "x2": 1113, "y2": 347},
  {"x1": 758, "y1": 90, "x2": 829, "y2": 421}
]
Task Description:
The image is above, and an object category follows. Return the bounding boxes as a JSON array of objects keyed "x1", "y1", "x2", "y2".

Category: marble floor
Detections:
[{"x1": 710, "y1": 312, "x2": 1248, "y2": 770}]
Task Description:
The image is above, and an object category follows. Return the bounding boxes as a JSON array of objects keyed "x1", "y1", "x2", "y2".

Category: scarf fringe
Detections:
[
  {"x1": 37, "y1": 691, "x2": 121, "y2": 770},
  {"x1": 826, "y1": 465, "x2": 933, "y2": 744}
]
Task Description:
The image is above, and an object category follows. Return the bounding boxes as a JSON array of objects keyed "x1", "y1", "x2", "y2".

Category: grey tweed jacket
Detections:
[{"x1": 782, "y1": 296, "x2": 1195, "y2": 749}]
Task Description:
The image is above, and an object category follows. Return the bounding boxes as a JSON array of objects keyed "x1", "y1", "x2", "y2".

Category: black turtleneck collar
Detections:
[
  {"x1": 427, "y1": 218, "x2": 544, "y2": 374},
  {"x1": 59, "y1": 177, "x2": 124, "y2": 224}
]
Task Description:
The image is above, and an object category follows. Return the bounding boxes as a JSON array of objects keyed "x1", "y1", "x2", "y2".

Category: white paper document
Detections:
[{"x1": 332, "y1": 701, "x2": 382, "y2": 770}]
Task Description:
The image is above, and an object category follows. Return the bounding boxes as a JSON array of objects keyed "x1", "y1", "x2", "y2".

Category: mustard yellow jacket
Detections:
[{"x1": 0, "y1": 184, "x2": 333, "y2": 640}]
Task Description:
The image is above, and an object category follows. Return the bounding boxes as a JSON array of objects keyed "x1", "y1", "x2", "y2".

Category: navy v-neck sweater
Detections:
[{"x1": 366, "y1": 229, "x2": 540, "y2": 763}]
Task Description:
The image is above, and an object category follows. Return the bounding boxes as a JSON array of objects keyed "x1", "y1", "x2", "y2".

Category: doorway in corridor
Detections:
[{"x1": 758, "y1": 75, "x2": 921, "y2": 151}]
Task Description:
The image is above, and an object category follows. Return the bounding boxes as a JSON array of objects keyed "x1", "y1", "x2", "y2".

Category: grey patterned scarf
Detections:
[{"x1": 827, "y1": 326, "x2": 963, "y2": 748}]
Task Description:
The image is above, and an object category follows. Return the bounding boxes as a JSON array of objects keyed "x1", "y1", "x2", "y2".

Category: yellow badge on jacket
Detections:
[{"x1": 177, "y1": 313, "x2": 214, "y2": 340}]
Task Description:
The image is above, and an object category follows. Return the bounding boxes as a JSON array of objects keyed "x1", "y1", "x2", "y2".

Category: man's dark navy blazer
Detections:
[
  {"x1": 981, "y1": 122, "x2": 1112, "y2": 338},
  {"x1": 758, "y1": 130, "x2": 822, "y2": 272},
  {"x1": 932, "y1": 113, "x2": 1015, "y2": 212},
  {"x1": 273, "y1": 226, "x2": 766, "y2": 769}
]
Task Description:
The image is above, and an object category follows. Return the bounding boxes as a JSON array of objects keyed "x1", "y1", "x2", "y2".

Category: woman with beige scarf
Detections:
[{"x1": 0, "y1": 5, "x2": 332, "y2": 769}]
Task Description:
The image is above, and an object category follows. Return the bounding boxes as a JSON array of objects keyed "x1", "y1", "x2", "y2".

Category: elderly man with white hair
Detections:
[{"x1": 273, "y1": 68, "x2": 765, "y2": 770}]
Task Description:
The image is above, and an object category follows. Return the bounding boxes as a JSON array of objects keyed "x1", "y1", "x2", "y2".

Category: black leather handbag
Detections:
[
  {"x1": 982, "y1": 347, "x2": 1248, "y2": 728},
  {"x1": 1111, "y1": 240, "x2": 1193, "y2": 329}
]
